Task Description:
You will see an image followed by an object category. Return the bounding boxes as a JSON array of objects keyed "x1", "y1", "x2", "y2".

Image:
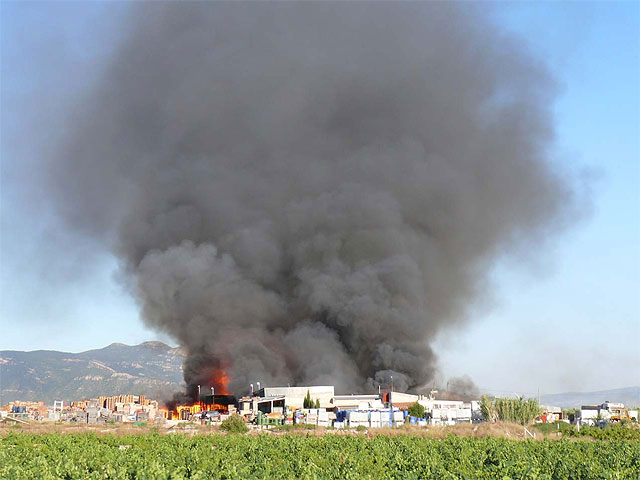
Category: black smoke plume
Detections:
[
  {"x1": 47, "y1": 3, "x2": 578, "y2": 397},
  {"x1": 441, "y1": 376, "x2": 481, "y2": 402}
]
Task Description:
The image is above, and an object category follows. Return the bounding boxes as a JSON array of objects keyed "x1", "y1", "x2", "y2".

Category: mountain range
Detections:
[
  {"x1": 1, "y1": 342, "x2": 638, "y2": 408},
  {"x1": 540, "y1": 387, "x2": 640, "y2": 409},
  {"x1": 0, "y1": 342, "x2": 185, "y2": 404}
]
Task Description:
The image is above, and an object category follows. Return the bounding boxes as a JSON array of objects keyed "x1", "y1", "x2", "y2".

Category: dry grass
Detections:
[
  {"x1": 0, "y1": 421, "x2": 220, "y2": 437},
  {"x1": 251, "y1": 422, "x2": 540, "y2": 440},
  {"x1": 1, "y1": 421, "x2": 543, "y2": 440},
  {"x1": 367, "y1": 422, "x2": 533, "y2": 440}
]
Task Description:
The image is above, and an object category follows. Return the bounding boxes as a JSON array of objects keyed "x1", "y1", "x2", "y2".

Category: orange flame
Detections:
[
  {"x1": 160, "y1": 404, "x2": 203, "y2": 420},
  {"x1": 162, "y1": 367, "x2": 233, "y2": 419},
  {"x1": 211, "y1": 368, "x2": 230, "y2": 395}
]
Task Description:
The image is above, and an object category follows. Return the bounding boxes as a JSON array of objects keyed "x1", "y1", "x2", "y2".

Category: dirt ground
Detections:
[{"x1": 0, "y1": 420, "x2": 213, "y2": 436}]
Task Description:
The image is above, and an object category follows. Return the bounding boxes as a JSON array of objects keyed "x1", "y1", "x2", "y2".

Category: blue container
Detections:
[{"x1": 409, "y1": 416, "x2": 417, "y2": 425}]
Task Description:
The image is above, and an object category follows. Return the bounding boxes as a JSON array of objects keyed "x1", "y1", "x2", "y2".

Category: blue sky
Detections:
[{"x1": 1, "y1": 2, "x2": 638, "y2": 395}]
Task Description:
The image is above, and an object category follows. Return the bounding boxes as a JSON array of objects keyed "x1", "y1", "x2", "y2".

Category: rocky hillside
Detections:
[{"x1": 0, "y1": 342, "x2": 185, "y2": 404}]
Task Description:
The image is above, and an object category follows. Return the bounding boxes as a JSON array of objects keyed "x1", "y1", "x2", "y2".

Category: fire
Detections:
[
  {"x1": 210, "y1": 367, "x2": 230, "y2": 395},
  {"x1": 207, "y1": 367, "x2": 231, "y2": 413},
  {"x1": 162, "y1": 368, "x2": 233, "y2": 419},
  {"x1": 177, "y1": 404, "x2": 201, "y2": 418},
  {"x1": 160, "y1": 404, "x2": 202, "y2": 421}
]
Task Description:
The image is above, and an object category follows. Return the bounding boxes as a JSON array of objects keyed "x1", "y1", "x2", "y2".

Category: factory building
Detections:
[
  {"x1": 387, "y1": 391, "x2": 421, "y2": 409},
  {"x1": 578, "y1": 401, "x2": 638, "y2": 425},
  {"x1": 382, "y1": 390, "x2": 476, "y2": 424},
  {"x1": 539, "y1": 405, "x2": 563, "y2": 423},
  {"x1": 332, "y1": 394, "x2": 384, "y2": 411},
  {"x1": 6, "y1": 385, "x2": 637, "y2": 430},
  {"x1": 252, "y1": 386, "x2": 335, "y2": 409},
  {"x1": 238, "y1": 396, "x2": 286, "y2": 416}
]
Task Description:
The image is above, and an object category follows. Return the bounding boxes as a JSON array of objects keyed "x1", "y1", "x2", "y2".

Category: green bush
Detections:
[
  {"x1": 355, "y1": 425, "x2": 367, "y2": 432},
  {"x1": 533, "y1": 421, "x2": 640, "y2": 441},
  {"x1": 220, "y1": 415, "x2": 248, "y2": 433},
  {"x1": 533, "y1": 421, "x2": 574, "y2": 436},
  {"x1": 571, "y1": 422, "x2": 640, "y2": 441},
  {"x1": 408, "y1": 402, "x2": 426, "y2": 418},
  {"x1": 303, "y1": 390, "x2": 313, "y2": 408},
  {"x1": 303, "y1": 390, "x2": 321, "y2": 409}
]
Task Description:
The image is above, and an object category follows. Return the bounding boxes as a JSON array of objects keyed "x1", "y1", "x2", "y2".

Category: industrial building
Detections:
[
  {"x1": 252, "y1": 386, "x2": 335, "y2": 409},
  {"x1": 539, "y1": 405, "x2": 563, "y2": 423},
  {"x1": 578, "y1": 401, "x2": 638, "y2": 425},
  {"x1": 3, "y1": 385, "x2": 638, "y2": 430},
  {"x1": 235, "y1": 386, "x2": 480, "y2": 427},
  {"x1": 332, "y1": 394, "x2": 384, "y2": 411}
]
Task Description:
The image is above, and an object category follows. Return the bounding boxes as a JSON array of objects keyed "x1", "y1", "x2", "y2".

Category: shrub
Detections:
[
  {"x1": 571, "y1": 422, "x2": 640, "y2": 441},
  {"x1": 303, "y1": 390, "x2": 313, "y2": 409},
  {"x1": 533, "y1": 421, "x2": 574, "y2": 436},
  {"x1": 303, "y1": 391, "x2": 321, "y2": 409},
  {"x1": 221, "y1": 415, "x2": 248, "y2": 433},
  {"x1": 408, "y1": 402, "x2": 426, "y2": 418}
]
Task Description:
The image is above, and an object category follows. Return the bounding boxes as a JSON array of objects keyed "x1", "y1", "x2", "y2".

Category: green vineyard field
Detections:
[{"x1": 1, "y1": 432, "x2": 639, "y2": 479}]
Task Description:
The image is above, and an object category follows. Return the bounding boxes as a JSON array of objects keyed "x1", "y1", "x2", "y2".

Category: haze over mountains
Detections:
[
  {"x1": 1, "y1": 342, "x2": 637, "y2": 408},
  {"x1": 0, "y1": 342, "x2": 184, "y2": 404},
  {"x1": 540, "y1": 387, "x2": 640, "y2": 409}
]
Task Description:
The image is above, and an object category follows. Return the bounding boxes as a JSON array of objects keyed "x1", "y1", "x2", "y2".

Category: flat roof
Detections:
[
  {"x1": 334, "y1": 395, "x2": 380, "y2": 400},
  {"x1": 256, "y1": 396, "x2": 286, "y2": 403}
]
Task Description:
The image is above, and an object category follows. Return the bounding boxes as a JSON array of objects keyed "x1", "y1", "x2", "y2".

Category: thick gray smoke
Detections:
[
  {"x1": 442, "y1": 376, "x2": 481, "y2": 402},
  {"x1": 48, "y1": 3, "x2": 576, "y2": 397}
]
